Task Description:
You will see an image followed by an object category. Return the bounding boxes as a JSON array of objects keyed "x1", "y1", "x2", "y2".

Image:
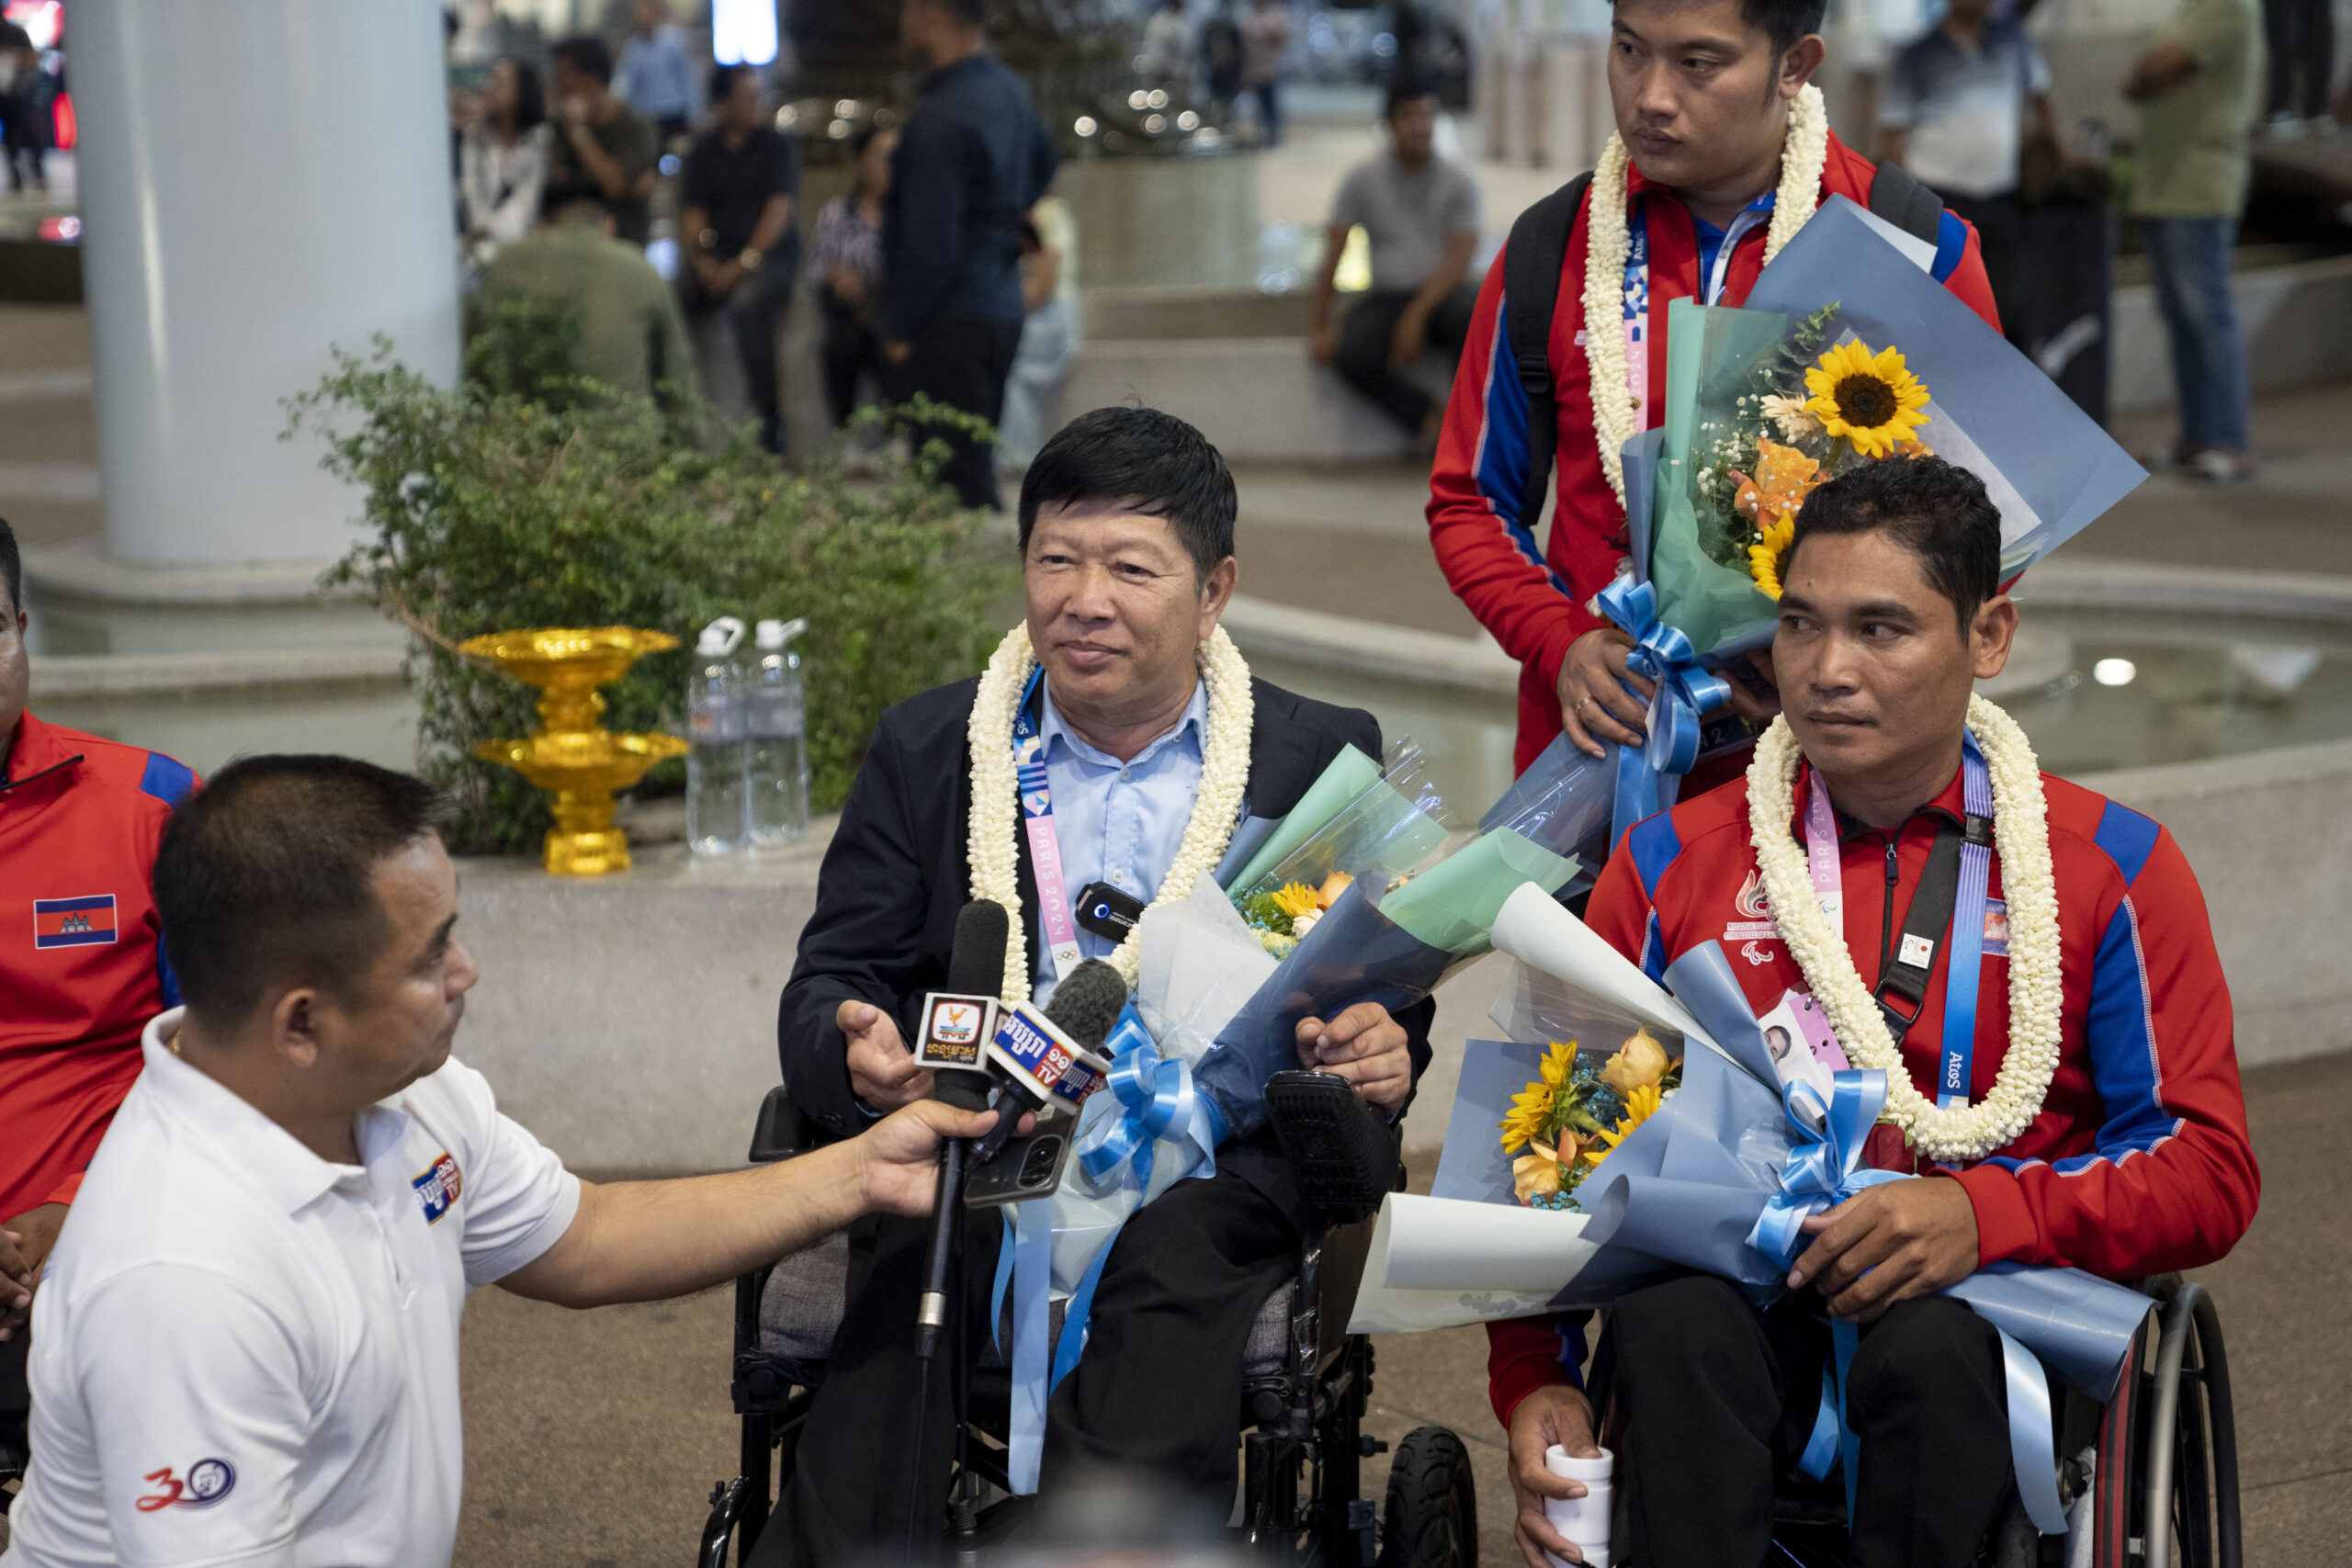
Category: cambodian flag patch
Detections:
[
  {"x1": 412, "y1": 1153, "x2": 462, "y2": 1224},
  {"x1": 35, "y1": 895, "x2": 118, "y2": 948}
]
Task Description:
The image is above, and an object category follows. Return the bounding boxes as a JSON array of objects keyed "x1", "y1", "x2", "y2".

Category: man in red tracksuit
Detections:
[
  {"x1": 0, "y1": 518, "x2": 196, "y2": 1486},
  {"x1": 1427, "y1": 0, "x2": 2002, "y2": 778},
  {"x1": 1487, "y1": 459, "x2": 2258, "y2": 1568}
]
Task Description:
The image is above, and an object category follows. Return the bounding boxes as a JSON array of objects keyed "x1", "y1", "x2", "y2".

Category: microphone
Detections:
[
  {"x1": 967, "y1": 958, "x2": 1127, "y2": 1167},
  {"x1": 915, "y1": 901, "x2": 1011, "y2": 1362}
]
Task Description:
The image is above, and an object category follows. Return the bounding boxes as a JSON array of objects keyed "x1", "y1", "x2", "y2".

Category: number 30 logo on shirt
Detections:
[{"x1": 136, "y1": 1458, "x2": 237, "y2": 1510}]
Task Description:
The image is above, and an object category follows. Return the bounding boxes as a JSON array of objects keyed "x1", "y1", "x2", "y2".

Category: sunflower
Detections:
[
  {"x1": 1804, "y1": 340, "x2": 1930, "y2": 458},
  {"x1": 1498, "y1": 1041, "x2": 1578, "y2": 1152},
  {"x1": 1747, "y1": 513, "x2": 1796, "y2": 599},
  {"x1": 1270, "y1": 882, "x2": 1321, "y2": 921},
  {"x1": 1583, "y1": 1082, "x2": 1665, "y2": 1165}
]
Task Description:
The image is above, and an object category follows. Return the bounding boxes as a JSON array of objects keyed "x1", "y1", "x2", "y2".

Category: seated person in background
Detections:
[
  {"x1": 1877, "y1": 0, "x2": 2057, "y2": 342},
  {"x1": 1308, "y1": 78, "x2": 1482, "y2": 447},
  {"x1": 481, "y1": 179, "x2": 696, "y2": 401},
  {"x1": 0, "y1": 756, "x2": 1001, "y2": 1567},
  {"x1": 547, "y1": 35, "x2": 660, "y2": 249},
  {"x1": 0, "y1": 516, "x2": 197, "y2": 1496},
  {"x1": 1488, "y1": 457, "x2": 2258, "y2": 1568},
  {"x1": 678, "y1": 63, "x2": 800, "y2": 456},
  {"x1": 760, "y1": 406, "x2": 1437, "y2": 1562},
  {"x1": 812, "y1": 123, "x2": 898, "y2": 430}
]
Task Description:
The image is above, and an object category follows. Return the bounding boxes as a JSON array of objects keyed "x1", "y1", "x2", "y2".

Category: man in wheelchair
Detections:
[
  {"x1": 758, "y1": 408, "x2": 1438, "y2": 1563},
  {"x1": 1490, "y1": 457, "x2": 2260, "y2": 1568}
]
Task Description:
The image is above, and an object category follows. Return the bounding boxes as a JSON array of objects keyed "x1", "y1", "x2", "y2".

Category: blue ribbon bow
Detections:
[
  {"x1": 1744, "y1": 1068, "x2": 2069, "y2": 1538},
  {"x1": 1595, "y1": 578, "x2": 1734, "y2": 837}
]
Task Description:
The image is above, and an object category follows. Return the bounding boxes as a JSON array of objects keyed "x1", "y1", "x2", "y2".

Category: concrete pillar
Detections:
[{"x1": 73, "y1": 0, "x2": 461, "y2": 565}]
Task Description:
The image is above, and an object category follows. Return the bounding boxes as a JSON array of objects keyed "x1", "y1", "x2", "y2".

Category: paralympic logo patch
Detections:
[
  {"x1": 412, "y1": 1152, "x2": 463, "y2": 1224},
  {"x1": 135, "y1": 1458, "x2": 237, "y2": 1511},
  {"x1": 34, "y1": 894, "x2": 118, "y2": 949}
]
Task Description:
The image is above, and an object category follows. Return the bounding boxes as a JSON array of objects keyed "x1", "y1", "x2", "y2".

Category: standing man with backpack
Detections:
[{"x1": 1426, "y1": 0, "x2": 2004, "y2": 783}]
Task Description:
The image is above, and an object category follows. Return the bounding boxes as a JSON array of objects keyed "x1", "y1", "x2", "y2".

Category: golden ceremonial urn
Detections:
[{"x1": 461, "y1": 627, "x2": 691, "y2": 876}]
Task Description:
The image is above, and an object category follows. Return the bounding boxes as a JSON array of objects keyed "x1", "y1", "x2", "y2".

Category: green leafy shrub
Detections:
[{"x1": 286, "y1": 318, "x2": 1015, "y2": 856}]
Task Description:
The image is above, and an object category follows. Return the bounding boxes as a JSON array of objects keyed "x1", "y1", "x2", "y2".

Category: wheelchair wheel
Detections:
[
  {"x1": 1377, "y1": 1426, "x2": 1476, "y2": 1568},
  {"x1": 2092, "y1": 1280, "x2": 2242, "y2": 1568}
]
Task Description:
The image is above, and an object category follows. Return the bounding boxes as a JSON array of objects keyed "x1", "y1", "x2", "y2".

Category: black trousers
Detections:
[
  {"x1": 0, "y1": 1323, "x2": 28, "y2": 1452},
  {"x1": 1612, "y1": 1272, "x2": 2012, "y2": 1568},
  {"x1": 681, "y1": 253, "x2": 796, "y2": 454},
  {"x1": 2265, "y1": 0, "x2": 2335, "y2": 119},
  {"x1": 888, "y1": 313, "x2": 1024, "y2": 511},
  {"x1": 1331, "y1": 284, "x2": 1479, "y2": 434},
  {"x1": 819, "y1": 296, "x2": 887, "y2": 429},
  {"x1": 753, "y1": 1157, "x2": 1299, "y2": 1564}
]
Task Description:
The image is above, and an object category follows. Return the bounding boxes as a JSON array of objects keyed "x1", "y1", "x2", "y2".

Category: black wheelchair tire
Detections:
[{"x1": 1378, "y1": 1426, "x2": 1476, "y2": 1568}]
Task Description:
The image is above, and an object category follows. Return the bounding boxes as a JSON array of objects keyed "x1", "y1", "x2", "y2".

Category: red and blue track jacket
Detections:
[
  {"x1": 0, "y1": 710, "x2": 195, "y2": 1219},
  {"x1": 1426, "y1": 132, "x2": 2003, "y2": 773},
  {"x1": 1487, "y1": 761, "x2": 2259, "y2": 1426}
]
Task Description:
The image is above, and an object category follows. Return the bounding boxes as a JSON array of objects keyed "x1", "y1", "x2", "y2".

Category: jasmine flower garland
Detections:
[
  {"x1": 1746, "y1": 695, "x2": 2064, "y2": 1164},
  {"x1": 1581, "y1": 84, "x2": 1831, "y2": 508},
  {"x1": 965, "y1": 623, "x2": 1255, "y2": 1003}
]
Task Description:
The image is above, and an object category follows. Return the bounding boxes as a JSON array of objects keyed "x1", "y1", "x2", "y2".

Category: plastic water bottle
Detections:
[
  {"x1": 747, "y1": 616, "x2": 811, "y2": 847},
  {"x1": 685, "y1": 615, "x2": 751, "y2": 857}
]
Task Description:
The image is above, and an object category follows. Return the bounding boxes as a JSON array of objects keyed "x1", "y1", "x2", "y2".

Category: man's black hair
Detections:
[
  {"x1": 1384, "y1": 74, "x2": 1438, "y2": 120},
  {"x1": 709, "y1": 62, "x2": 752, "y2": 105},
  {"x1": 916, "y1": 0, "x2": 988, "y2": 28},
  {"x1": 155, "y1": 756, "x2": 447, "y2": 1024},
  {"x1": 0, "y1": 513, "x2": 18, "y2": 616},
  {"x1": 539, "y1": 177, "x2": 610, "y2": 217},
  {"x1": 1018, "y1": 407, "x2": 1237, "y2": 581},
  {"x1": 1788, "y1": 455, "x2": 2002, "y2": 630},
  {"x1": 1611, "y1": 0, "x2": 1826, "y2": 56},
  {"x1": 552, "y1": 34, "x2": 614, "y2": 85}
]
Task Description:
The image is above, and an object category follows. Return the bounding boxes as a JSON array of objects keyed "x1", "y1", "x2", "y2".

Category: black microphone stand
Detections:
[{"x1": 908, "y1": 1069, "x2": 990, "y2": 1565}]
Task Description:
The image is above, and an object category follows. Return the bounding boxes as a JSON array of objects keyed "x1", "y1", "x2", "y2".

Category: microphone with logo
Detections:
[
  {"x1": 966, "y1": 957, "x2": 1125, "y2": 1171},
  {"x1": 911, "y1": 901, "x2": 1012, "y2": 1363}
]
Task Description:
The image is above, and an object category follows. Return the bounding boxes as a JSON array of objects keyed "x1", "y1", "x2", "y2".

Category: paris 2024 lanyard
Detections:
[{"x1": 1801, "y1": 733, "x2": 1996, "y2": 1111}]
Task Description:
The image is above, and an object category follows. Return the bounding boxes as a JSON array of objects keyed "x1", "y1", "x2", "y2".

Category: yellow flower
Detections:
[
  {"x1": 1804, "y1": 340, "x2": 1930, "y2": 458},
  {"x1": 1584, "y1": 1083, "x2": 1665, "y2": 1165},
  {"x1": 1498, "y1": 1042, "x2": 1578, "y2": 1152},
  {"x1": 1600, "y1": 1025, "x2": 1672, "y2": 1097},
  {"x1": 1747, "y1": 512, "x2": 1796, "y2": 599},
  {"x1": 1271, "y1": 882, "x2": 1321, "y2": 921}
]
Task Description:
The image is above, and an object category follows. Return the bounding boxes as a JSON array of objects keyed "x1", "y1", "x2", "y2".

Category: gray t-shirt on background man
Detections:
[{"x1": 1329, "y1": 152, "x2": 1481, "y2": 295}]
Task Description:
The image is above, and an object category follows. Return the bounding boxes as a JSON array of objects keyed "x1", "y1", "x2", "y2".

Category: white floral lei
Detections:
[
  {"x1": 966, "y1": 623, "x2": 1255, "y2": 1004},
  {"x1": 1582, "y1": 84, "x2": 1831, "y2": 507},
  {"x1": 1746, "y1": 695, "x2": 2064, "y2": 1164}
]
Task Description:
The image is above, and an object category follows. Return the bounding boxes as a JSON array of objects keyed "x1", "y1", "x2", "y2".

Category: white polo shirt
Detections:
[{"x1": 1, "y1": 1010, "x2": 581, "y2": 1568}]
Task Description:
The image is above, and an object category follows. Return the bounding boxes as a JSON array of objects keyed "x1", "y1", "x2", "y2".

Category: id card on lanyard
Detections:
[
  {"x1": 1799, "y1": 737, "x2": 1996, "y2": 1112},
  {"x1": 1012, "y1": 667, "x2": 1084, "y2": 982}
]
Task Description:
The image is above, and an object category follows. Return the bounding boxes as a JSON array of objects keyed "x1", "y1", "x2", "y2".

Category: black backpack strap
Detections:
[
  {"x1": 1500, "y1": 170, "x2": 1593, "y2": 541},
  {"x1": 1866, "y1": 162, "x2": 1947, "y2": 247}
]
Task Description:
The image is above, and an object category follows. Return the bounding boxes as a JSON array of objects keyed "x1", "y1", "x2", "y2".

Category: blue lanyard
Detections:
[{"x1": 1937, "y1": 733, "x2": 1996, "y2": 1111}]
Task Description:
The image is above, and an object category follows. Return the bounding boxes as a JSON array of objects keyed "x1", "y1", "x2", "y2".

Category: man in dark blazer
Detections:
[{"x1": 760, "y1": 407, "x2": 1436, "y2": 1562}]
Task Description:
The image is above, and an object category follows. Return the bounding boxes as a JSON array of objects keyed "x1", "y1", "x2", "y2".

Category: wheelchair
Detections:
[
  {"x1": 696, "y1": 1076, "x2": 1478, "y2": 1568},
  {"x1": 1580, "y1": 1273, "x2": 2241, "y2": 1567}
]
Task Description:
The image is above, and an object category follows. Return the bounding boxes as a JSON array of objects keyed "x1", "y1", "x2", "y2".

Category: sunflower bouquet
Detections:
[
  {"x1": 1688, "y1": 308, "x2": 1935, "y2": 601},
  {"x1": 1237, "y1": 873, "x2": 1356, "y2": 958},
  {"x1": 1499, "y1": 1027, "x2": 1683, "y2": 1211}
]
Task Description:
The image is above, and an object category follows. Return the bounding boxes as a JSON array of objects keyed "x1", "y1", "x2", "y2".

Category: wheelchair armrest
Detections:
[
  {"x1": 748, "y1": 1085, "x2": 826, "y2": 1164},
  {"x1": 1266, "y1": 1070, "x2": 1402, "y2": 1224}
]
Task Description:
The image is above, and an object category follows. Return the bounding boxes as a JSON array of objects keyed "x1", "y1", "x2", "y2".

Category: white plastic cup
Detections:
[{"x1": 1544, "y1": 1444, "x2": 1613, "y2": 1568}]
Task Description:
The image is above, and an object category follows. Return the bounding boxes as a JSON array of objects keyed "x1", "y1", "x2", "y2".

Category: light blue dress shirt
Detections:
[
  {"x1": 616, "y1": 27, "x2": 699, "y2": 123},
  {"x1": 1028, "y1": 677, "x2": 1208, "y2": 1001}
]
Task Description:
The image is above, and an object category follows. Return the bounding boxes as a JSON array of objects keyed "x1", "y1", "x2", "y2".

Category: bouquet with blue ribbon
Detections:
[
  {"x1": 1601, "y1": 195, "x2": 2148, "y2": 845},
  {"x1": 1354, "y1": 886, "x2": 2156, "y2": 1536}
]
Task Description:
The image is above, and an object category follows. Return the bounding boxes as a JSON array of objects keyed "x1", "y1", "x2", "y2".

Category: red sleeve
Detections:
[
  {"x1": 42, "y1": 1173, "x2": 83, "y2": 1208},
  {"x1": 1487, "y1": 1314, "x2": 1584, "y2": 1427},
  {"x1": 1952, "y1": 828, "x2": 2260, "y2": 1277},
  {"x1": 1425, "y1": 247, "x2": 1600, "y2": 699},
  {"x1": 1939, "y1": 215, "x2": 2002, "y2": 334},
  {"x1": 1581, "y1": 827, "x2": 1657, "y2": 969}
]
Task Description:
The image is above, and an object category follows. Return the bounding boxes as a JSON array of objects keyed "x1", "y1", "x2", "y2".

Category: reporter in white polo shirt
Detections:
[{"x1": 0, "y1": 754, "x2": 1010, "y2": 1567}]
